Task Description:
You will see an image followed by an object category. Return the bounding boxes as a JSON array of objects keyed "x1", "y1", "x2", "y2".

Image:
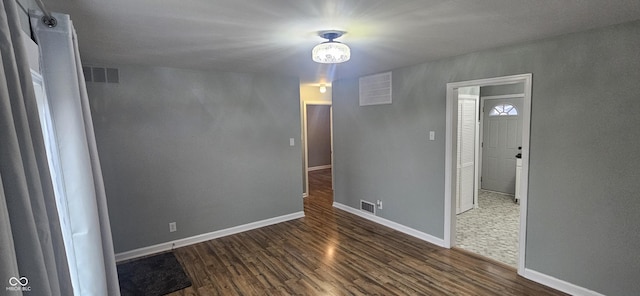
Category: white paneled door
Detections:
[
  {"x1": 481, "y1": 98, "x2": 523, "y2": 194},
  {"x1": 456, "y1": 91, "x2": 478, "y2": 214}
]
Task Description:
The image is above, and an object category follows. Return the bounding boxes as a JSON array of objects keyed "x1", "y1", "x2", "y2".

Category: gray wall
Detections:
[
  {"x1": 333, "y1": 20, "x2": 640, "y2": 295},
  {"x1": 87, "y1": 65, "x2": 302, "y2": 253},
  {"x1": 307, "y1": 105, "x2": 331, "y2": 168},
  {"x1": 480, "y1": 82, "x2": 524, "y2": 97}
]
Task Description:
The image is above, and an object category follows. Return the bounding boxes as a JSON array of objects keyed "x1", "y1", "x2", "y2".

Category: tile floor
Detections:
[{"x1": 456, "y1": 190, "x2": 520, "y2": 267}]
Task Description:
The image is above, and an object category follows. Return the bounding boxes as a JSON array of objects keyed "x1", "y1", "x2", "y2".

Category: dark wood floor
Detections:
[{"x1": 168, "y1": 169, "x2": 564, "y2": 295}]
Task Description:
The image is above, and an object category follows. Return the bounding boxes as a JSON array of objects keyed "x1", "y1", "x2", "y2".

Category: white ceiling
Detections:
[{"x1": 46, "y1": 0, "x2": 640, "y2": 85}]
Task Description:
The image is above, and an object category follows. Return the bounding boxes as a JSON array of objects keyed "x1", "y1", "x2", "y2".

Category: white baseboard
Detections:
[
  {"x1": 332, "y1": 203, "x2": 603, "y2": 295},
  {"x1": 332, "y1": 202, "x2": 446, "y2": 248},
  {"x1": 303, "y1": 193, "x2": 309, "y2": 198},
  {"x1": 115, "y1": 211, "x2": 305, "y2": 262},
  {"x1": 523, "y1": 269, "x2": 604, "y2": 296},
  {"x1": 308, "y1": 165, "x2": 332, "y2": 171}
]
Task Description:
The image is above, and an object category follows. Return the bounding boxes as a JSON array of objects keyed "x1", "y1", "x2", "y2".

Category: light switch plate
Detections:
[
  {"x1": 429, "y1": 131, "x2": 435, "y2": 141},
  {"x1": 289, "y1": 138, "x2": 295, "y2": 146}
]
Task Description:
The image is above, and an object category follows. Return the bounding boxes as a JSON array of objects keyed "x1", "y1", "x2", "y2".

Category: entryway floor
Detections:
[{"x1": 456, "y1": 190, "x2": 519, "y2": 267}]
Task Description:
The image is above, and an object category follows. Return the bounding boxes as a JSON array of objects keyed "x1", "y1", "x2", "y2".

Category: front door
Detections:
[{"x1": 481, "y1": 98, "x2": 523, "y2": 194}]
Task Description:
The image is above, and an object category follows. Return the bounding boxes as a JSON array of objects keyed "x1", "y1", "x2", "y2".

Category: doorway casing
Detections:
[{"x1": 444, "y1": 74, "x2": 532, "y2": 275}]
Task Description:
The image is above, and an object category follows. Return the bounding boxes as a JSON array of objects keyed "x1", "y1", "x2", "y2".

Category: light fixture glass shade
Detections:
[{"x1": 312, "y1": 41, "x2": 351, "y2": 64}]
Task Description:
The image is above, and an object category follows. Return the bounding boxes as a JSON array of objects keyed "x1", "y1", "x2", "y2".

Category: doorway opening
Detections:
[
  {"x1": 303, "y1": 101, "x2": 334, "y2": 205},
  {"x1": 444, "y1": 74, "x2": 532, "y2": 275}
]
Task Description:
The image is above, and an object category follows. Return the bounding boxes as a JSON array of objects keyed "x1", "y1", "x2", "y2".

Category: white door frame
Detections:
[
  {"x1": 444, "y1": 74, "x2": 532, "y2": 275},
  {"x1": 478, "y1": 93, "x2": 525, "y2": 195},
  {"x1": 303, "y1": 101, "x2": 333, "y2": 197}
]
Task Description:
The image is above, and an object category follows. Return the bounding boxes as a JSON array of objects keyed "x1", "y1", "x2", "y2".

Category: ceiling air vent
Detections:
[
  {"x1": 360, "y1": 200, "x2": 376, "y2": 215},
  {"x1": 359, "y1": 71, "x2": 392, "y2": 106},
  {"x1": 83, "y1": 66, "x2": 119, "y2": 84}
]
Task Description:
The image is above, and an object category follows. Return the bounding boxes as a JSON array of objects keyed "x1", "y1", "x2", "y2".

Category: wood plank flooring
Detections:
[{"x1": 167, "y1": 169, "x2": 565, "y2": 295}]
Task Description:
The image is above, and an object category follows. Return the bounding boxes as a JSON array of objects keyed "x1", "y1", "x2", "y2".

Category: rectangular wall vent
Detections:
[
  {"x1": 359, "y1": 71, "x2": 392, "y2": 106},
  {"x1": 360, "y1": 200, "x2": 376, "y2": 215},
  {"x1": 92, "y1": 67, "x2": 106, "y2": 83},
  {"x1": 82, "y1": 66, "x2": 92, "y2": 82},
  {"x1": 106, "y1": 68, "x2": 119, "y2": 83},
  {"x1": 83, "y1": 66, "x2": 119, "y2": 84}
]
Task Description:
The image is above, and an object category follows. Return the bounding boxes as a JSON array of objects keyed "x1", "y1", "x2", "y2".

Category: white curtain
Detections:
[
  {"x1": 0, "y1": 0, "x2": 73, "y2": 295},
  {"x1": 30, "y1": 11, "x2": 120, "y2": 296}
]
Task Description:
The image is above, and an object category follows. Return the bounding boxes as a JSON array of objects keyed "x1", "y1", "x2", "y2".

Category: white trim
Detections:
[
  {"x1": 473, "y1": 92, "x2": 481, "y2": 209},
  {"x1": 330, "y1": 106, "x2": 334, "y2": 190},
  {"x1": 303, "y1": 101, "x2": 333, "y2": 197},
  {"x1": 519, "y1": 76, "x2": 532, "y2": 274},
  {"x1": 308, "y1": 164, "x2": 332, "y2": 171},
  {"x1": 333, "y1": 202, "x2": 446, "y2": 248},
  {"x1": 115, "y1": 211, "x2": 305, "y2": 262},
  {"x1": 445, "y1": 74, "x2": 532, "y2": 275},
  {"x1": 444, "y1": 87, "x2": 454, "y2": 248},
  {"x1": 303, "y1": 193, "x2": 309, "y2": 198},
  {"x1": 480, "y1": 93, "x2": 525, "y2": 100},
  {"x1": 523, "y1": 269, "x2": 605, "y2": 296}
]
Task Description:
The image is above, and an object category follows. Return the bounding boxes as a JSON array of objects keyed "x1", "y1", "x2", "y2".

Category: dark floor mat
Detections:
[{"x1": 117, "y1": 252, "x2": 192, "y2": 296}]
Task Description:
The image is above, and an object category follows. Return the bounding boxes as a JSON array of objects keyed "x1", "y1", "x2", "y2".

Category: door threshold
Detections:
[
  {"x1": 452, "y1": 247, "x2": 517, "y2": 272},
  {"x1": 479, "y1": 189, "x2": 515, "y2": 197}
]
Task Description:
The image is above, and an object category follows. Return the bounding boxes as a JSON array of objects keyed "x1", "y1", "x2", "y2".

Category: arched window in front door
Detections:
[{"x1": 489, "y1": 104, "x2": 518, "y2": 116}]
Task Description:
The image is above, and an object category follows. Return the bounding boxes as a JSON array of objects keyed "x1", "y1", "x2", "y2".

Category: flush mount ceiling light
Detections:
[{"x1": 312, "y1": 31, "x2": 350, "y2": 64}]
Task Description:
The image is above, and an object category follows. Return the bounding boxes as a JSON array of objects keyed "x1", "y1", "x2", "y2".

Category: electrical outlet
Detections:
[
  {"x1": 376, "y1": 200, "x2": 383, "y2": 210},
  {"x1": 169, "y1": 222, "x2": 177, "y2": 232}
]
